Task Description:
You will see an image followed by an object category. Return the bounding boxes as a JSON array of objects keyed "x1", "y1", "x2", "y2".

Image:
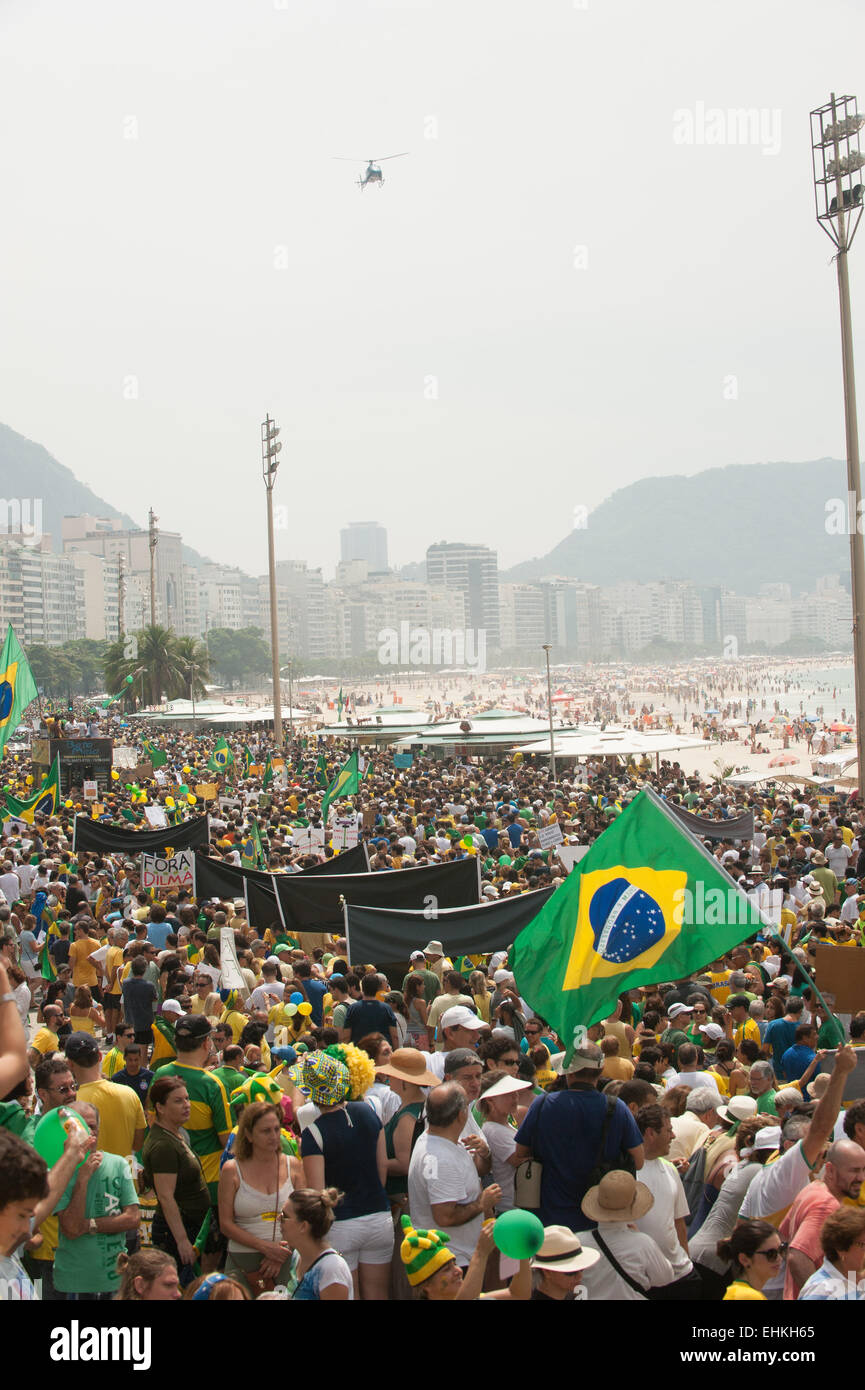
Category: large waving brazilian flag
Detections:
[
  {"x1": 142, "y1": 738, "x2": 167, "y2": 770},
  {"x1": 6, "y1": 755, "x2": 60, "y2": 824},
  {"x1": 208, "y1": 737, "x2": 234, "y2": 774},
  {"x1": 511, "y1": 786, "x2": 764, "y2": 1055},
  {"x1": 321, "y1": 750, "x2": 360, "y2": 821},
  {"x1": 0, "y1": 625, "x2": 38, "y2": 760}
]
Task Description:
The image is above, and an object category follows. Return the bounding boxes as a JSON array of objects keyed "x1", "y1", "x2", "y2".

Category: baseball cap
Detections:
[
  {"x1": 667, "y1": 1003, "x2": 693, "y2": 1020},
  {"x1": 752, "y1": 1125, "x2": 783, "y2": 1152},
  {"x1": 161, "y1": 1000, "x2": 184, "y2": 1017},
  {"x1": 64, "y1": 1031, "x2": 100, "y2": 1065},
  {"x1": 564, "y1": 1045, "x2": 603, "y2": 1075},
  {"x1": 440, "y1": 1005, "x2": 486, "y2": 1032},
  {"x1": 409, "y1": 950, "x2": 425, "y2": 962},
  {"x1": 699, "y1": 1023, "x2": 724, "y2": 1043},
  {"x1": 174, "y1": 1014, "x2": 211, "y2": 1043}
]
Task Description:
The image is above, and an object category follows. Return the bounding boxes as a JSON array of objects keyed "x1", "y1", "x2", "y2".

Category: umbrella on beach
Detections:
[{"x1": 768, "y1": 752, "x2": 801, "y2": 768}]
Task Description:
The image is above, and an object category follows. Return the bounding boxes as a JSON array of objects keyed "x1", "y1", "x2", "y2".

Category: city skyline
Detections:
[{"x1": 3, "y1": 2, "x2": 864, "y2": 575}]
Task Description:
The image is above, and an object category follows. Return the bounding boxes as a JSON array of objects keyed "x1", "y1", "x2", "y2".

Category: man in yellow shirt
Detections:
[
  {"x1": 68, "y1": 920, "x2": 102, "y2": 992},
  {"x1": 26, "y1": 1004, "x2": 64, "y2": 1069},
  {"x1": 729, "y1": 995, "x2": 762, "y2": 1050},
  {"x1": 101, "y1": 1022, "x2": 136, "y2": 1079},
  {"x1": 66, "y1": 1031, "x2": 146, "y2": 1158}
]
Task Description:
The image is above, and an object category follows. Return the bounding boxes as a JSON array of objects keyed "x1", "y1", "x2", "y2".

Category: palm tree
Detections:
[{"x1": 171, "y1": 637, "x2": 211, "y2": 701}]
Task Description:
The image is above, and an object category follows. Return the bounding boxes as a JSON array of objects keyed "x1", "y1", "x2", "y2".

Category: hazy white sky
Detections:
[{"x1": 1, "y1": 0, "x2": 863, "y2": 577}]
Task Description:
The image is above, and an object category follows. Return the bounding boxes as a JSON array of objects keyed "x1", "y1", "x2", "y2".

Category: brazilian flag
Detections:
[
  {"x1": 262, "y1": 755, "x2": 274, "y2": 790},
  {"x1": 337, "y1": 688, "x2": 344, "y2": 721},
  {"x1": 142, "y1": 738, "x2": 167, "y2": 770},
  {"x1": 315, "y1": 754, "x2": 328, "y2": 788},
  {"x1": 321, "y1": 750, "x2": 360, "y2": 822},
  {"x1": 511, "y1": 787, "x2": 765, "y2": 1056},
  {"x1": 241, "y1": 821, "x2": 266, "y2": 869},
  {"x1": 243, "y1": 745, "x2": 254, "y2": 776},
  {"x1": 208, "y1": 737, "x2": 234, "y2": 774},
  {"x1": 0, "y1": 625, "x2": 38, "y2": 760},
  {"x1": 5, "y1": 755, "x2": 60, "y2": 824}
]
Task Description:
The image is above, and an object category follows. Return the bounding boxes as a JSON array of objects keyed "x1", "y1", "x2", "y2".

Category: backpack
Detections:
[
  {"x1": 587, "y1": 1094, "x2": 637, "y2": 1189},
  {"x1": 680, "y1": 1143, "x2": 708, "y2": 1225}
]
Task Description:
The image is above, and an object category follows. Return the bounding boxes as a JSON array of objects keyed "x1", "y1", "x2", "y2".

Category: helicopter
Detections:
[{"x1": 334, "y1": 152, "x2": 409, "y2": 190}]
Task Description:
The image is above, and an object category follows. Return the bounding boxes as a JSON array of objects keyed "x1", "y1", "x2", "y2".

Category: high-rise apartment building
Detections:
[
  {"x1": 425, "y1": 542, "x2": 500, "y2": 648},
  {"x1": 340, "y1": 522, "x2": 388, "y2": 573}
]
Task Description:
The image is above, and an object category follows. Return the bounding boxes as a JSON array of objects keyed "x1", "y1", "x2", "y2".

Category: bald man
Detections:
[{"x1": 780, "y1": 1137, "x2": 865, "y2": 1299}]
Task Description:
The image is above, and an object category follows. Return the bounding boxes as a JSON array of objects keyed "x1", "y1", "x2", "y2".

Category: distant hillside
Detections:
[
  {"x1": 505, "y1": 459, "x2": 853, "y2": 593},
  {"x1": 0, "y1": 422, "x2": 210, "y2": 567}
]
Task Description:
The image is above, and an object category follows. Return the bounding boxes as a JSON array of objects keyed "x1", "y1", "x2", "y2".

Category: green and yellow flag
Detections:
[
  {"x1": 142, "y1": 738, "x2": 167, "y2": 770},
  {"x1": 208, "y1": 737, "x2": 234, "y2": 774},
  {"x1": 337, "y1": 688, "x2": 344, "y2": 721},
  {"x1": 262, "y1": 754, "x2": 274, "y2": 790},
  {"x1": 241, "y1": 821, "x2": 266, "y2": 869},
  {"x1": 315, "y1": 753, "x2": 328, "y2": 787},
  {"x1": 0, "y1": 625, "x2": 38, "y2": 760},
  {"x1": 511, "y1": 787, "x2": 762, "y2": 1055},
  {"x1": 321, "y1": 750, "x2": 360, "y2": 822},
  {"x1": 243, "y1": 745, "x2": 254, "y2": 776},
  {"x1": 5, "y1": 755, "x2": 60, "y2": 824}
]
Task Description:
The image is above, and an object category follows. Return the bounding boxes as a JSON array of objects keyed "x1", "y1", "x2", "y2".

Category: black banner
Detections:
[
  {"x1": 669, "y1": 805, "x2": 754, "y2": 842},
  {"x1": 344, "y1": 886, "x2": 556, "y2": 965},
  {"x1": 272, "y1": 857, "x2": 481, "y2": 935},
  {"x1": 193, "y1": 842, "x2": 371, "y2": 932},
  {"x1": 73, "y1": 814, "x2": 211, "y2": 857}
]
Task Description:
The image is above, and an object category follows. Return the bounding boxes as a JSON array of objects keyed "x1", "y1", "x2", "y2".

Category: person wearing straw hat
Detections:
[
  {"x1": 530, "y1": 1225, "x2": 600, "y2": 1300},
  {"x1": 375, "y1": 1049, "x2": 440, "y2": 1201},
  {"x1": 578, "y1": 1171, "x2": 675, "y2": 1301}
]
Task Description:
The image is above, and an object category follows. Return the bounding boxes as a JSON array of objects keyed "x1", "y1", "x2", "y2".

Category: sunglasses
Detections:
[{"x1": 755, "y1": 1244, "x2": 786, "y2": 1262}]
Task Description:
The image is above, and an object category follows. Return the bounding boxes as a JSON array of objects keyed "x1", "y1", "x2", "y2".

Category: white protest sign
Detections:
[
  {"x1": 140, "y1": 849, "x2": 195, "y2": 893},
  {"x1": 332, "y1": 818, "x2": 359, "y2": 851},
  {"x1": 143, "y1": 806, "x2": 168, "y2": 829},
  {"x1": 557, "y1": 845, "x2": 590, "y2": 873},
  {"x1": 538, "y1": 822, "x2": 564, "y2": 850},
  {"x1": 83, "y1": 781, "x2": 98, "y2": 801},
  {"x1": 220, "y1": 926, "x2": 250, "y2": 1000}
]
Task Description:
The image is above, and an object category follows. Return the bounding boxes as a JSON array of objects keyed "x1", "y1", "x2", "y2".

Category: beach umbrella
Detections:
[{"x1": 768, "y1": 752, "x2": 800, "y2": 767}]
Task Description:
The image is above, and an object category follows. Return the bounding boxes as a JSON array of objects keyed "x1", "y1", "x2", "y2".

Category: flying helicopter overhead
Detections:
[{"x1": 334, "y1": 152, "x2": 409, "y2": 190}]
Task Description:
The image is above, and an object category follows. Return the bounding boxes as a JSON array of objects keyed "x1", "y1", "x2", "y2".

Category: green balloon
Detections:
[
  {"x1": 125, "y1": 675, "x2": 134, "y2": 684},
  {"x1": 462, "y1": 835, "x2": 473, "y2": 848},
  {"x1": 33, "y1": 1107, "x2": 88, "y2": 1168},
  {"x1": 492, "y1": 1209, "x2": 545, "y2": 1260},
  {"x1": 178, "y1": 784, "x2": 189, "y2": 796},
  {"x1": 498, "y1": 855, "x2": 512, "y2": 866}
]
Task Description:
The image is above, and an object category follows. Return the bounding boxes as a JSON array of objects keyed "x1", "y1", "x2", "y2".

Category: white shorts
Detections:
[{"x1": 329, "y1": 1210, "x2": 393, "y2": 1270}]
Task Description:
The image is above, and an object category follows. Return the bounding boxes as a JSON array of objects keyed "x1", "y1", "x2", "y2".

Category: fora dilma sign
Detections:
[
  {"x1": 49, "y1": 1322, "x2": 151, "y2": 1371},
  {"x1": 140, "y1": 849, "x2": 195, "y2": 893}
]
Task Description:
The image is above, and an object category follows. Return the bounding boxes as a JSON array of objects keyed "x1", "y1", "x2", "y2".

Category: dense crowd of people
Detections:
[{"x1": 1, "y1": 690, "x2": 865, "y2": 1306}]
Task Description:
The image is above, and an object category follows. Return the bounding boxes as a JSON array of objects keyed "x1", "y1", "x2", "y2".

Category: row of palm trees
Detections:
[{"x1": 103, "y1": 626, "x2": 211, "y2": 709}]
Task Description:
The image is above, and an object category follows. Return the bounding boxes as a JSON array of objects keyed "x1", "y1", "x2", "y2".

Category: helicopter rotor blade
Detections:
[
  {"x1": 373, "y1": 152, "x2": 410, "y2": 161},
  {"x1": 333, "y1": 157, "x2": 372, "y2": 162}
]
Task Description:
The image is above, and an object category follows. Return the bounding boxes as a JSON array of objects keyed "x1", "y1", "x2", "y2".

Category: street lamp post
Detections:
[
  {"x1": 261, "y1": 415, "x2": 284, "y2": 750},
  {"x1": 542, "y1": 644, "x2": 557, "y2": 783},
  {"x1": 811, "y1": 94, "x2": 865, "y2": 786}
]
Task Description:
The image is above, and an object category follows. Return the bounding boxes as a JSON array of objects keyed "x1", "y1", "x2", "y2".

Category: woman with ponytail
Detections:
[{"x1": 280, "y1": 1188, "x2": 353, "y2": 1301}]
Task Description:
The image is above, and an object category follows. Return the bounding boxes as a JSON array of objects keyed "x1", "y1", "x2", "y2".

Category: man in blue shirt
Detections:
[
  {"x1": 781, "y1": 1023, "x2": 819, "y2": 1086},
  {"x1": 506, "y1": 815, "x2": 524, "y2": 849},
  {"x1": 762, "y1": 997, "x2": 804, "y2": 1080},
  {"x1": 294, "y1": 961, "x2": 330, "y2": 1026},
  {"x1": 145, "y1": 905, "x2": 173, "y2": 950},
  {"x1": 110, "y1": 1046, "x2": 154, "y2": 1104},
  {"x1": 512, "y1": 1044, "x2": 644, "y2": 1232},
  {"x1": 340, "y1": 973, "x2": 399, "y2": 1048}
]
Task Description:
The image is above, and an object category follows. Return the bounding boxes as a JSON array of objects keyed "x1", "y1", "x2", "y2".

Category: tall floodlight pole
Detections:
[
  {"x1": 262, "y1": 415, "x2": 284, "y2": 750},
  {"x1": 117, "y1": 554, "x2": 126, "y2": 643},
  {"x1": 148, "y1": 509, "x2": 158, "y2": 629},
  {"x1": 811, "y1": 94, "x2": 865, "y2": 785},
  {"x1": 542, "y1": 644, "x2": 557, "y2": 783}
]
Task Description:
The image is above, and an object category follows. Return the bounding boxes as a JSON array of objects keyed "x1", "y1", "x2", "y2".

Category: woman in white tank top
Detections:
[{"x1": 218, "y1": 1102, "x2": 304, "y2": 1296}]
